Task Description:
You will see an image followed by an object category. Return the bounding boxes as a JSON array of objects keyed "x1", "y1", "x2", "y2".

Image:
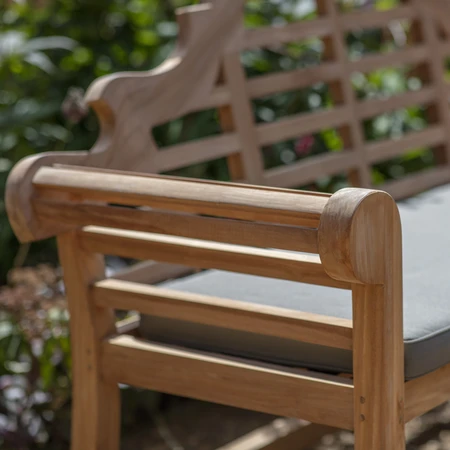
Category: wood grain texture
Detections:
[
  {"x1": 33, "y1": 166, "x2": 329, "y2": 228},
  {"x1": 318, "y1": 189, "x2": 405, "y2": 449},
  {"x1": 34, "y1": 198, "x2": 320, "y2": 254},
  {"x1": 317, "y1": 0, "x2": 371, "y2": 188},
  {"x1": 405, "y1": 361, "x2": 450, "y2": 422},
  {"x1": 220, "y1": 49, "x2": 265, "y2": 184},
  {"x1": 93, "y1": 279, "x2": 353, "y2": 350},
  {"x1": 79, "y1": 226, "x2": 350, "y2": 289},
  {"x1": 57, "y1": 232, "x2": 120, "y2": 450},
  {"x1": 102, "y1": 335, "x2": 354, "y2": 430},
  {"x1": 5, "y1": 152, "x2": 87, "y2": 242},
  {"x1": 154, "y1": 133, "x2": 240, "y2": 172},
  {"x1": 256, "y1": 107, "x2": 352, "y2": 147},
  {"x1": 264, "y1": 152, "x2": 357, "y2": 189},
  {"x1": 412, "y1": 0, "x2": 450, "y2": 163},
  {"x1": 84, "y1": 2, "x2": 246, "y2": 172}
]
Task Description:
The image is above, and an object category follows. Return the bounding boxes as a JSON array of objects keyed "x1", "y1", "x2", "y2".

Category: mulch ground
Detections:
[{"x1": 122, "y1": 398, "x2": 450, "y2": 450}]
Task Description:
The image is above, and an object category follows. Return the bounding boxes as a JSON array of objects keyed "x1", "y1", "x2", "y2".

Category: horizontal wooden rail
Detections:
[
  {"x1": 35, "y1": 199, "x2": 320, "y2": 254},
  {"x1": 350, "y1": 45, "x2": 428, "y2": 74},
  {"x1": 155, "y1": 133, "x2": 240, "y2": 172},
  {"x1": 93, "y1": 279, "x2": 353, "y2": 350},
  {"x1": 264, "y1": 152, "x2": 357, "y2": 189},
  {"x1": 257, "y1": 107, "x2": 351, "y2": 146},
  {"x1": 356, "y1": 87, "x2": 436, "y2": 120},
  {"x1": 247, "y1": 63, "x2": 342, "y2": 100},
  {"x1": 80, "y1": 226, "x2": 350, "y2": 289},
  {"x1": 243, "y1": 18, "x2": 332, "y2": 50},
  {"x1": 366, "y1": 126, "x2": 445, "y2": 164},
  {"x1": 405, "y1": 362, "x2": 450, "y2": 422},
  {"x1": 340, "y1": 5, "x2": 417, "y2": 31},
  {"x1": 33, "y1": 166, "x2": 329, "y2": 228},
  {"x1": 101, "y1": 336, "x2": 354, "y2": 430},
  {"x1": 382, "y1": 166, "x2": 450, "y2": 200},
  {"x1": 242, "y1": 6, "x2": 416, "y2": 51}
]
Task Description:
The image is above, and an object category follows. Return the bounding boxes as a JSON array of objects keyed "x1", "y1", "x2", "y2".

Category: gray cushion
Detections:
[{"x1": 140, "y1": 183, "x2": 450, "y2": 380}]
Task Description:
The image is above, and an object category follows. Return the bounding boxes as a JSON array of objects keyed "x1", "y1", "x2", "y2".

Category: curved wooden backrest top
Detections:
[{"x1": 79, "y1": 0, "x2": 450, "y2": 200}]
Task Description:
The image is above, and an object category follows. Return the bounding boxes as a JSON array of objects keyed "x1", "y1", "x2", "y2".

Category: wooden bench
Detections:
[{"x1": 6, "y1": 1, "x2": 450, "y2": 449}]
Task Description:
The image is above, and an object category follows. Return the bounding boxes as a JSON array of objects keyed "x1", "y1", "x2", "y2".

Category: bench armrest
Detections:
[{"x1": 6, "y1": 163, "x2": 400, "y2": 287}]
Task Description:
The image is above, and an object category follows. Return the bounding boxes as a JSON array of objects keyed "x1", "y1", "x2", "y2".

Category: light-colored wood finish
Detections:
[
  {"x1": 57, "y1": 232, "x2": 120, "y2": 450},
  {"x1": 319, "y1": 190, "x2": 405, "y2": 449},
  {"x1": 6, "y1": 2, "x2": 450, "y2": 450},
  {"x1": 102, "y1": 335, "x2": 354, "y2": 430},
  {"x1": 33, "y1": 166, "x2": 328, "y2": 228},
  {"x1": 5, "y1": 152, "x2": 86, "y2": 242},
  {"x1": 93, "y1": 279, "x2": 353, "y2": 350},
  {"x1": 155, "y1": 134, "x2": 240, "y2": 172},
  {"x1": 405, "y1": 361, "x2": 450, "y2": 423},
  {"x1": 317, "y1": 0, "x2": 371, "y2": 188},
  {"x1": 216, "y1": 419, "x2": 336, "y2": 450},
  {"x1": 220, "y1": 49, "x2": 264, "y2": 184},
  {"x1": 79, "y1": 226, "x2": 349, "y2": 289},
  {"x1": 366, "y1": 126, "x2": 445, "y2": 164},
  {"x1": 34, "y1": 198, "x2": 320, "y2": 254}
]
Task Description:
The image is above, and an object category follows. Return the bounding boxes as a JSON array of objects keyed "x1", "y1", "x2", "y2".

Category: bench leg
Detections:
[
  {"x1": 353, "y1": 285, "x2": 405, "y2": 450},
  {"x1": 58, "y1": 232, "x2": 121, "y2": 450}
]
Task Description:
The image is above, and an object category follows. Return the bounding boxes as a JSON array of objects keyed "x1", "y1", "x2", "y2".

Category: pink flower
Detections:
[{"x1": 295, "y1": 135, "x2": 314, "y2": 156}]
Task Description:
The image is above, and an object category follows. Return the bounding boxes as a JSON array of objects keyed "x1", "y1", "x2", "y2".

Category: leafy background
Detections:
[{"x1": 0, "y1": 0, "x2": 442, "y2": 448}]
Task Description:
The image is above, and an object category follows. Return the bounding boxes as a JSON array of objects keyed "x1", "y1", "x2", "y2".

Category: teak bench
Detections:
[{"x1": 6, "y1": 1, "x2": 450, "y2": 449}]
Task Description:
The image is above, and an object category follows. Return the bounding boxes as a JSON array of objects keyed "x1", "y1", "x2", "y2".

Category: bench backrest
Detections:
[{"x1": 84, "y1": 1, "x2": 450, "y2": 199}]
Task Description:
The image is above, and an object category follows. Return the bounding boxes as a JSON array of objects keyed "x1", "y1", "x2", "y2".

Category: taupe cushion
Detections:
[{"x1": 140, "y1": 184, "x2": 450, "y2": 380}]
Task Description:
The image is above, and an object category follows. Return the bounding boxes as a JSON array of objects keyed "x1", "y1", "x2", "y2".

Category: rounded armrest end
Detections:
[
  {"x1": 5, "y1": 152, "x2": 87, "y2": 243},
  {"x1": 318, "y1": 188, "x2": 400, "y2": 285}
]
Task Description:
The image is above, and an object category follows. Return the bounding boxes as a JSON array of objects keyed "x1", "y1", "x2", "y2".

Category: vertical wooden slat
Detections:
[
  {"x1": 409, "y1": 0, "x2": 450, "y2": 165},
  {"x1": 316, "y1": 0, "x2": 372, "y2": 188},
  {"x1": 219, "y1": 11, "x2": 265, "y2": 184},
  {"x1": 217, "y1": 68, "x2": 247, "y2": 181},
  {"x1": 58, "y1": 232, "x2": 120, "y2": 450},
  {"x1": 352, "y1": 202, "x2": 404, "y2": 449}
]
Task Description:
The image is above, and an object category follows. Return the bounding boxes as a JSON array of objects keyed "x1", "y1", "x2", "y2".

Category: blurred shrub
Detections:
[
  {"x1": 0, "y1": 266, "x2": 71, "y2": 449},
  {"x1": 0, "y1": 265, "x2": 163, "y2": 449},
  {"x1": 0, "y1": 0, "x2": 192, "y2": 281}
]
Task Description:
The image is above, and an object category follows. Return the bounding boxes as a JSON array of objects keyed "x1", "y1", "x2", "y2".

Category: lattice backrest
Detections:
[{"x1": 84, "y1": 0, "x2": 450, "y2": 199}]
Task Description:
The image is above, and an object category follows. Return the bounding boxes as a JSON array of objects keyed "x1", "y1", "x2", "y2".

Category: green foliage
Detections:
[{"x1": 0, "y1": 0, "x2": 192, "y2": 282}]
